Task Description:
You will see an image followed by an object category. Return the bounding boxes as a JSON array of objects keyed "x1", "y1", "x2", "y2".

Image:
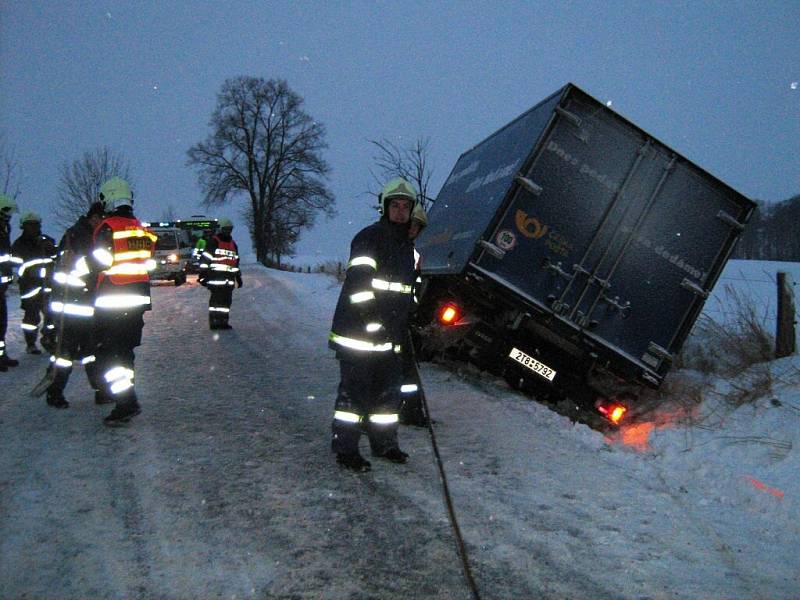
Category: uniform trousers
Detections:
[
  {"x1": 20, "y1": 294, "x2": 45, "y2": 346},
  {"x1": 332, "y1": 353, "x2": 403, "y2": 456},
  {"x1": 47, "y1": 318, "x2": 100, "y2": 397},
  {"x1": 209, "y1": 285, "x2": 234, "y2": 327},
  {"x1": 93, "y1": 309, "x2": 144, "y2": 407}
]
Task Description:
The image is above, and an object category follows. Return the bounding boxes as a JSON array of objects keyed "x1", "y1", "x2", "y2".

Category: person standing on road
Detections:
[
  {"x1": 0, "y1": 194, "x2": 21, "y2": 372},
  {"x1": 88, "y1": 177, "x2": 156, "y2": 426},
  {"x1": 11, "y1": 212, "x2": 57, "y2": 355},
  {"x1": 198, "y1": 218, "x2": 242, "y2": 330},
  {"x1": 399, "y1": 203, "x2": 428, "y2": 427},
  {"x1": 42, "y1": 201, "x2": 106, "y2": 408},
  {"x1": 328, "y1": 178, "x2": 418, "y2": 472}
]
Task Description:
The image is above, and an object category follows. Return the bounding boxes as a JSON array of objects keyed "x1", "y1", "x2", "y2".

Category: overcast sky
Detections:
[{"x1": 1, "y1": 1, "x2": 798, "y2": 261}]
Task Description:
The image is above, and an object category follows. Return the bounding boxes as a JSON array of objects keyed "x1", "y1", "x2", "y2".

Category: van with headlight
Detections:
[{"x1": 146, "y1": 224, "x2": 192, "y2": 286}]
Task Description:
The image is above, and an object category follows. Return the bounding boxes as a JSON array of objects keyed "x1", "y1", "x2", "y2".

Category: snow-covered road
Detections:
[{"x1": 1, "y1": 263, "x2": 797, "y2": 599}]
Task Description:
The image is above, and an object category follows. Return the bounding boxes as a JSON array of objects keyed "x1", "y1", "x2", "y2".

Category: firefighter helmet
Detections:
[
  {"x1": 0, "y1": 194, "x2": 19, "y2": 218},
  {"x1": 410, "y1": 203, "x2": 428, "y2": 228},
  {"x1": 378, "y1": 178, "x2": 417, "y2": 215},
  {"x1": 218, "y1": 217, "x2": 233, "y2": 229},
  {"x1": 98, "y1": 177, "x2": 133, "y2": 211},
  {"x1": 19, "y1": 211, "x2": 42, "y2": 227}
]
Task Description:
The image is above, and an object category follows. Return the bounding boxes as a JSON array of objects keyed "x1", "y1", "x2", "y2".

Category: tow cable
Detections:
[{"x1": 410, "y1": 343, "x2": 483, "y2": 600}]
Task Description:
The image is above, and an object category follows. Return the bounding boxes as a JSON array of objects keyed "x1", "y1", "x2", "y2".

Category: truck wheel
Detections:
[{"x1": 174, "y1": 273, "x2": 186, "y2": 286}]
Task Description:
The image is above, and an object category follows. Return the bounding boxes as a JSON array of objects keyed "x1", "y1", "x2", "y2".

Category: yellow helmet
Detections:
[
  {"x1": 379, "y1": 178, "x2": 417, "y2": 214},
  {"x1": 19, "y1": 211, "x2": 42, "y2": 227},
  {"x1": 98, "y1": 177, "x2": 133, "y2": 210},
  {"x1": 0, "y1": 194, "x2": 19, "y2": 218},
  {"x1": 411, "y1": 203, "x2": 428, "y2": 228}
]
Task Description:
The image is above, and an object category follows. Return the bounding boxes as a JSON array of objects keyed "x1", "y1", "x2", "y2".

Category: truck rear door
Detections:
[{"x1": 475, "y1": 86, "x2": 752, "y2": 379}]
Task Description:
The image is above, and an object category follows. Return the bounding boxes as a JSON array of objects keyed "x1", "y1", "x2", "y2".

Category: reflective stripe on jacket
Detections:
[
  {"x1": 92, "y1": 213, "x2": 155, "y2": 310},
  {"x1": 329, "y1": 218, "x2": 416, "y2": 358}
]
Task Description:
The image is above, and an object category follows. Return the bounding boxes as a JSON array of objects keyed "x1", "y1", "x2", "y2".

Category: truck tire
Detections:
[{"x1": 174, "y1": 273, "x2": 186, "y2": 286}]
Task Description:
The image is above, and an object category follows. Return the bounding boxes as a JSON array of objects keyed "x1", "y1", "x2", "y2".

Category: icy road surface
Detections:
[{"x1": 1, "y1": 263, "x2": 797, "y2": 599}]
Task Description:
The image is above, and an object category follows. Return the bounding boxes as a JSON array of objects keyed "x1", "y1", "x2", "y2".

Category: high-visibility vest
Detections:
[
  {"x1": 212, "y1": 236, "x2": 238, "y2": 268},
  {"x1": 94, "y1": 216, "x2": 156, "y2": 287},
  {"x1": 93, "y1": 216, "x2": 156, "y2": 310}
]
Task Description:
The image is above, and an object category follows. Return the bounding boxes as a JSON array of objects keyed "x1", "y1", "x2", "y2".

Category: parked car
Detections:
[{"x1": 147, "y1": 225, "x2": 192, "y2": 285}]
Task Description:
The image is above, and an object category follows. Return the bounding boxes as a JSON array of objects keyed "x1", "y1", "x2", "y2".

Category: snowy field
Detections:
[{"x1": 0, "y1": 259, "x2": 798, "y2": 599}]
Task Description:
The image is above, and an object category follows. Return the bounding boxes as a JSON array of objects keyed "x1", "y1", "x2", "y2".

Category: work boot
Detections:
[
  {"x1": 46, "y1": 393, "x2": 69, "y2": 409},
  {"x1": 0, "y1": 354, "x2": 19, "y2": 367},
  {"x1": 94, "y1": 390, "x2": 113, "y2": 405},
  {"x1": 26, "y1": 344, "x2": 42, "y2": 355},
  {"x1": 374, "y1": 447, "x2": 409, "y2": 464},
  {"x1": 336, "y1": 452, "x2": 371, "y2": 472},
  {"x1": 103, "y1": 402, "x2": 141, "y2": 427}
]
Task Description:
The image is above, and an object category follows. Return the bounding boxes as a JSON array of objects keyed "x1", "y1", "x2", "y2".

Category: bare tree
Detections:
[
  {"x1": 1, "y1": 133, "x2": 23, "y2": 199},
  {"x1": 187, "y1": 77, "x2": 335, "y2": 265},
  {"x1": 55, "y1": 147, "x2": 132, "y2": 228},
  {"x1": 160, "y1": 205, "x2": 177, "y2": 222},
  {"x1": 369, "y1": 137, "x2": 434, "y2": 211}
]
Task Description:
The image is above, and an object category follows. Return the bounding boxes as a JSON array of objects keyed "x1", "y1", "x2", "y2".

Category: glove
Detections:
[
  {"x1": 197, "y1": 275, "x2": 207, "y2": 287},
  {"x1": 236, "y1": 275, "x2": 243, "y2": 288}
]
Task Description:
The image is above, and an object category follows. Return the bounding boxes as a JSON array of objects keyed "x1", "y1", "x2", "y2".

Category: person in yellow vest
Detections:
[
  {"x1": 197, "y1": 218, "x2": 242, "y2": 330},
  {"x1": 88, "y1": 177, "x2": 156, "y2": 426}
]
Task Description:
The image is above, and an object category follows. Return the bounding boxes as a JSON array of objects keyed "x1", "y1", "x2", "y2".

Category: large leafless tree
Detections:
[
  {"x1": 1, "y1": 133, "x2": 23, "y2": 199},
  {"x1": 55, "y1": 147, "x2": 132, "y2": 229},
  {"x1": 369, "y1": 137, "x2": 434, "y2": 212},
  {"x1": 187, "y1": 77, "x2": 335, "y2": 265}
]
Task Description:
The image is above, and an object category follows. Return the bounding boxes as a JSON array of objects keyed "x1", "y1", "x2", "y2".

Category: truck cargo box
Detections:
[{"x1": 416, "y1": 83, "x2": 754, "y2": 394}]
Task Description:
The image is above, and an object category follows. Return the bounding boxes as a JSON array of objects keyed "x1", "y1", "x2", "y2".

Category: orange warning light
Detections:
[
  {"x1": 597, "y1": 401, "x2": 628, "y2": 425},
  {"x1": 438, "y1": 303, "x2": 461, "y2": 325}
]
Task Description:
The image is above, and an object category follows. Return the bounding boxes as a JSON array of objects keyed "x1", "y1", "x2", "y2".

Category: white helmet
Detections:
[
  {"x1": 98, "y1": 177, "x2": 133, "y2": 211},
  {"x1": 19, "y1": 211, "x2": 42, "y2": 227},
  {"x1": 378, "y1": 178, "x2": 417, "y2": 215}
]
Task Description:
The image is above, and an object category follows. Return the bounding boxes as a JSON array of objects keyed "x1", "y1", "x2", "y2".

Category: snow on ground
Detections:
[{"x1": 0, "y1": 259, "x2": 798, "y2": 599}]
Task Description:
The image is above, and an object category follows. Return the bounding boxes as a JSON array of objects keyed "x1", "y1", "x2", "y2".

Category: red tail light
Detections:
[
  {"x1": 438, "y1": 302, "x2": 461, "y2": 325},
  {"x1": 597, "y1": 400, "x2": 628, "y2": 425}
]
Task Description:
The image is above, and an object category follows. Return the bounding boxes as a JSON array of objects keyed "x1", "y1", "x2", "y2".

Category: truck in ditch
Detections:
[{"x1": 413, "y1": 83, "x2": 755, "y2": 426}]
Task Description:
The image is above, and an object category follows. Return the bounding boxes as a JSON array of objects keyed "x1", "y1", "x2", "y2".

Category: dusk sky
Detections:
[{"x1": 1, "y1": 1, "x2": 798, "y2": 262}]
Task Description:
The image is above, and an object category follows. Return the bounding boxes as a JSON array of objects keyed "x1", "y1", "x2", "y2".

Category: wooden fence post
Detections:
[{"x1": 775, "y1": 272, "x2": 796, "y2": 358}]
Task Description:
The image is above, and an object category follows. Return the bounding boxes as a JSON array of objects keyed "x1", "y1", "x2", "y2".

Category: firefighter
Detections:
[
  {"x1": 328, "y1": 178, "x2": 418, "y2": 472},
  {"x1": 42, "y1": 201, "x2": 106, "y2": 408},
  {"x1": 88, "y1": 177, "x2": 156, "y2": 425},
  {"x1": 198, "y1": 218, "x2": 242, "y2": 330},
  {"x1": 0, "y1": 194, "x2": 21, "y2": 371},
  {"x1": 399, "y1": 203, "x2": 428, "y2": 427},
  {"x1": 11, "y1": 212, "x2": 57, "y2": 355}
]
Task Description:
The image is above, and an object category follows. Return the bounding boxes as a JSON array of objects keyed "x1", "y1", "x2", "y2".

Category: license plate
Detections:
[{"x1": 508, "y1": 347, "x2": 556, "y2": 381}]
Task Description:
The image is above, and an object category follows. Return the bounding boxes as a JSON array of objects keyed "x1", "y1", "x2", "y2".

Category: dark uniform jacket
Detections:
[
  {"x1": 11, "y1": 232, "x2": 56, "y2": 301},
  {"x1": 329, "y1": 217, "x2": 416, "y2": 360},
  {"x1": 199, "y1": 233, "x2": 241, "y2": 287},
  {"x1": 0, "y1": 222, "x2": 13, "y2": 288},
  {"x1": 50, "y1": 216, "x2": 99, "y2": 321}
]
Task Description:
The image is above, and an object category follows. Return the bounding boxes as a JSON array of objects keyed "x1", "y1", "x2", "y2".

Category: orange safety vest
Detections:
[
  {"x1": 94, "y1": 216, "x2": 156, "y2": 288},
  {"x1": 213, "y1": 236, "x2": 239, "y2": 268}
]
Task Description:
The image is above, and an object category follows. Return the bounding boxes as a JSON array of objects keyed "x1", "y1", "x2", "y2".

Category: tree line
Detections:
[
  {"x1": 3, "y1": 76, "x2": 432, "y2": 267},
  {"x1": 732, "y1": 195, "x2": 800, "y2": 261}
]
